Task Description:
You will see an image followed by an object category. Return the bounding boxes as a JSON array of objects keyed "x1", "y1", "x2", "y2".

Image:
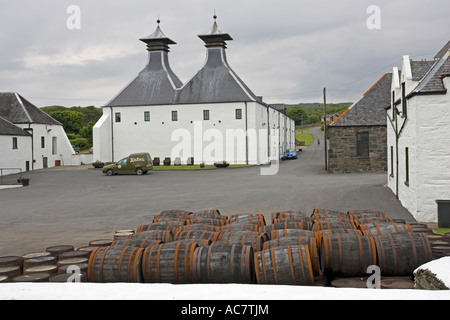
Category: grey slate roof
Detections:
[
  {"x1": 175, "y1": 20, "x2": 258, "y2": 104},
  {"x1": 0, "y1": 92, "x2": 61, "y2": 125},
  {"x1": 106, "y1": 19, "x2": 259, "y2": 107},
  {"x1": 106, "y1": 51, "x2": 182, "y2": 107},
  {"x1": 331, "y1": 73, "x2": 392, "y2": 127},
  {"x1": 0, "y1": 116, "x2": 31, "y2": 136},
  {"x1": 413, "y1": 55, "x2": 450, "y2": 94}
]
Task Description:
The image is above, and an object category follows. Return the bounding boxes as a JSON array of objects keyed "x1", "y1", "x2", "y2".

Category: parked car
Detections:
[
  {"x1": 102, "y1": 152, "x2": 153, "y2": 176},
  {"x1": 284, "y1": 148, "x2": 298, "y2": 159}
]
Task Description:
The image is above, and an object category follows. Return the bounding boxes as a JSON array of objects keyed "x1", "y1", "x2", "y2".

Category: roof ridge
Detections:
[
  {"x1": 363, "y1": 73, "x2": 389, "y2": 96},
  {"x1": 14, "y1": 92, "x2": 33, "y2": 122}
]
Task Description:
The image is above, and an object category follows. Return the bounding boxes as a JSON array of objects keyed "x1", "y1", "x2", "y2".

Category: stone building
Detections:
[{"x1": 327, "y1": 73, "x2": 391, "y2": 173}]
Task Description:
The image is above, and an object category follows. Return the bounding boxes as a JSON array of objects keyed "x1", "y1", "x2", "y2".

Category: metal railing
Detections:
[{"x1": 0, "y1": 168, "x2": 22, "y2": 185}]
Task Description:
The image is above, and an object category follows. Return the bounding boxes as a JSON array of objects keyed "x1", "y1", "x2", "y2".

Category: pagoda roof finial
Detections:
[
  {"x1": 139, "y1": 17, "x2": 176, "y2": 51},
  {"x1": 199, "y1": 14, "x2": 233, "y2": 46}
]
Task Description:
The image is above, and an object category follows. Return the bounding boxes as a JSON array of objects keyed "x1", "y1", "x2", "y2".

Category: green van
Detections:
[{"x1": 102, "y1": 152, "x2": 153, "y2": 176}]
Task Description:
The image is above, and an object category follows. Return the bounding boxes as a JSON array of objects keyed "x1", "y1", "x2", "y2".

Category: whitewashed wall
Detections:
[
  {"x1": 0, "y1": 135, "x2": 32, "y2": 174},
  {"x1": 93, "y1": 102, "x2": 295, "y2": 165},
  {"x1": 388, "y1": 71, "x2": 450, "y2": 222},
  {"x1": 15, "y1": 124, "x2": 74, "y2": 170}
]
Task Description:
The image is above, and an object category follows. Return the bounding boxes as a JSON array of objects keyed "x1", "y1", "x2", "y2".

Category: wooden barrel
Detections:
[
  {"x1": 114, "y1": 232, "x2": 134, "y2": 240},
  {"x1": 219, "y1": 223, "x2": 259, "y2": 232},
  {"x1": 87, "y1": 245, "x2": 144, "y2": 283},
  {"x1": 129, "y1": 230, "x2": 173, "y2": 243},
  {"x1": 268, "y1": 220, "x2": 313, "y2": 231},
  {"x1": 269, "y1": 229, "x2": 314, "y2": 240},
  {"x1": 58, "y1": 262, "x2": 89, "y2": 274},
  {"x1": 151, "y1": 217, "x2": 186, "y2": 227},
  {"x1": 312, "y1": 218, "x2": 356, "y2": 231},
  {"x1": 23, "y1": 265, "x2": 58, "y2": 275},
  {"x1": 112, "y1": 238, "x2": 163, "y2": 248},
  {"x1": 228, "y1": 214, "x2": 266, "y2": 226},
  {"x1": 13, "y1": 273, "x2": 50, "y2": 282},
  {"x1": 57, "y1": 257, "x2": 89, "y2": 267},
  {"x1": 191, "y1": 209, "x2": 221, "y2": 218},
  {"x1": 0, "y1": 275, "x2": 9, "y2": 283},
  {"x1": 136, "y1": 223, "x2": 174, "y2": 233},
  {"x1": 156, "y1": 209, "x2": 192, "y2": 219},
  {"x1": 311, "y1": 209, "x2": 346, "y2": 219},
  {"x1": 254, "y1": 245, "x2": 315, "y2": 286},
  {"x1": 0, "y1": 256, "x2": 23, "y2": 269},
  {"x1": 23, "y1": 256, "x2": 57, "y2": 269},
  {"x1": 380, "y1": 276, "x2": 415, "y2": 289},
  {"x1": 193, "y1": 243, "x2": 254, "y2": 284},
  {"x1": 58, "y1": 250, "x2": 91, "y2": 260},
  {"x1": 176, "y1": 224, "x2": 219, "y2": 233},
  {"x1": 271, "y1": 211, "x2": 308, "y2": 222},
  {"x1": 174, "y1": 230, "x2": 222, "y2": 242},
  {"x1": 348, "y1": 210, "x2": 391, "y2": 221},
  {"x1": 359, "y1": 222, "x2": 413, "y2": 236},
  {"x1": 161, "y1": 239, "x2": 212, "y2": 248},
  {"x1": 22, "y1": 251, "x2": 52, "y2": 260},
  {"x1": 46, "y1": 245, "x2": 74, "y2": 258},
  {"x1": 142, "y1": 242, "x2": 198, "y2": 284},
  {"x1": 187, "y1": 217, "x2": 228, "y2": 226},
  {"x1": 0, "y1": 266, "x2": 22, "y2": 279},
  {"x1": 88, "y1": 239, "x2": 113, "y2": 247},
  {"x1": 262, "y1": 235, "x2": 320, "y2": 276},
  {"x1": 374, "y1": 233, "x2": 432, "y2": 276},
  {"x1": 320, "y1": 233, "x2": 377, "y2": 277},
  {"x1": 215, "y1": 231, "x2": 269, "y2": 252}
]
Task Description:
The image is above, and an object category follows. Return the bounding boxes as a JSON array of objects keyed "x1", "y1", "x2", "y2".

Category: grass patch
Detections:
[
  {"x1": 295, "y1": 133, "x2": 314, "y2": 146},
  {"x1": 433, "y1": 228, "x2": 450, "y2": 236},
  {"x1": 153, "y1": 164, "x2": 250, "y2": 170}
]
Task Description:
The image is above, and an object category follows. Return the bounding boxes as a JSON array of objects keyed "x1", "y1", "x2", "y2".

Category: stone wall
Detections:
[{"x1": 328, "y1": 125, "x2": 387, "y2": 173}]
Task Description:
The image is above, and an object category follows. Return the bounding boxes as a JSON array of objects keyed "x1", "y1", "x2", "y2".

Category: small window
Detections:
[
  {"x1": 401, "y1": 82, "x2": 407, "y2": 117},
  {"x1": 405, "y1": 147, "x2": 409, "y2": 186},
  {"x1": 172, "y1": 111, "x2": 178, "y2": 121},
  {"x1": 235, "y1": 109, "x2": 242, "y2": 120},
  {"x1": 52, "y1": 137, "x2": 57, "y2": 155},
  {"x1": 41, "y1": 136, "x2": 45, "y2": 148},
  {"x1": 203, "y1": 110, "x2": 210, "y2": 121},
  {"x1": 115, "y1": 112, "x2": 121, "y2": 123},
  {"x1": 144, "y1": 111, "x2": 150, "y2": 122},
  {"x1": 12, "y1": 137, "x2": 18, "y2": 149},
  {"x1": 356, "y1": 132, "x2": 369, "y2": 158}
]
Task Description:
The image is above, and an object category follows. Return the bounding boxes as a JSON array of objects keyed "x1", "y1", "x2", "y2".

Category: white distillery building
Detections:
[
  {"x1": 0, "y1": 92, "x2": 75, "y2": 173},
  {"x1": 93, "y1": 18, "x2": 295, "y2": 165},
  {"x1": 386, "y1": 41, "x2": 450, "y2": 223}
]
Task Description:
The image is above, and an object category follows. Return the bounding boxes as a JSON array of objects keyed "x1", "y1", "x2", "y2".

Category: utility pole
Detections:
[{"x1": 323, "y1": 88, "x2": 328, "y2": 171}]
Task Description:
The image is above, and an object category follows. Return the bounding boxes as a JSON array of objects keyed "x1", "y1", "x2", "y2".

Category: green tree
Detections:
[{"x1": 47, "y1": 110, "x2": 84, "y2": 134}]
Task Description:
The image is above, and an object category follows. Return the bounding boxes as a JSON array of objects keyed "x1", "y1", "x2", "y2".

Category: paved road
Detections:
[{"x1": 0, "y1": 127, "x2": 414, "y2": 256}]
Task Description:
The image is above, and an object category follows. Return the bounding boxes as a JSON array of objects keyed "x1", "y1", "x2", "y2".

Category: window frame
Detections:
[
  {"x1": 172, "y1": 110, "x2": 178, "y2": 121},
  {"x1": 144, "y1": 111, "x2": 150, "y2": 122},
  {"x1": 235, "y1": 108, "x2": 242, "y2": 120},
  {"x1": 356, "y1": 132, "x2": 370, "y2": 158}
]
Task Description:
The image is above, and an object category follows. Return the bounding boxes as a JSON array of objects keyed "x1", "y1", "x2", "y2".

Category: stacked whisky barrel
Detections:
[{"x1": 0, "y1": 208, "x2": 442, "y2": 288}]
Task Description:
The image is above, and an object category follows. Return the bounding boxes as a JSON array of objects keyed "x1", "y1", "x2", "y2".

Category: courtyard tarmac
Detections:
[{"x1": 0, "y1": 128, "x2": 414, "y2": 257}]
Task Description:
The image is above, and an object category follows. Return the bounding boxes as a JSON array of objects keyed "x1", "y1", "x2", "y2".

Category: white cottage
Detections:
[
  {"x1": 0, "y1": 92, "x2": 75, "y2": 172},
  {"x1": 93, "y1": 17, "x2": 295, "y2": 165},
  {"x1": 386, "y1": 41, "x2": 450, "y2": 222}
]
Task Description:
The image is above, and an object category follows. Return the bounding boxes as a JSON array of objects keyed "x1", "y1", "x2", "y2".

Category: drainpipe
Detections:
[
  {"x1": 110, "y1": 107, "x2": 115, "y2": 162},
  {"x1": 245, "y1": 102, "x2": 248, "y2": 165}
]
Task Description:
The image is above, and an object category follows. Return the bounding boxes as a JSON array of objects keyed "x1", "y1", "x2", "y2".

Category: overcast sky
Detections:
[{"x1": 0, "y1": 0, "x2": 449, "y2": 108}]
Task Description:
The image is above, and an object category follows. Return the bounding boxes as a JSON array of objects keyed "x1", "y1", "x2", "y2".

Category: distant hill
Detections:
[{"x1": 285, "y1": 103, "x2": 352, "y2": 126}]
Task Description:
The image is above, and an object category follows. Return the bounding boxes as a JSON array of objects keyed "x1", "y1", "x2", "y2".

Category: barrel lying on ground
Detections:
[
  {"x1": 142, "y1": 242, "x2": 198, "y2": 284},
  {"x1": 320, "y1": 233, "x2": 377, "y2": 277},
  {"x1": 254, "y1": 245, "x2": 315, "y2": 286},
  {"x1": 87, "y1": 245, "x2": 144, "y2": 283},
  {"x1": 374, "y1": 232, "x2": 433, "y2": 276},
  {"x1": 193, "y1": 243, "x2": 254, "y2": 284}
]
